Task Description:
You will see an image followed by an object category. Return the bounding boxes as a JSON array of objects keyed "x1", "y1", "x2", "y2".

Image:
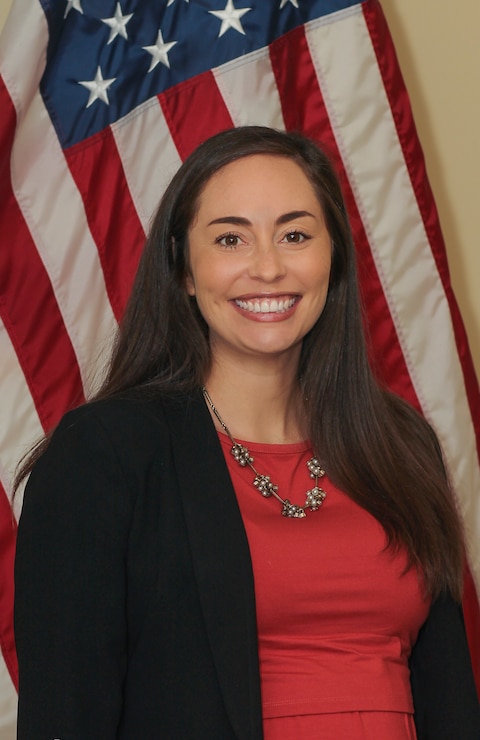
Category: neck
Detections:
[{"x1": 204, "y1": 357, "x2": 306, "y2": 444}]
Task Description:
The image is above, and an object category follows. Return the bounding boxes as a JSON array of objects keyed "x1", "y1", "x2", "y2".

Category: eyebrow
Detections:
[{"x1": 207, "y1": 210, "x2": 317, "y2": 227}]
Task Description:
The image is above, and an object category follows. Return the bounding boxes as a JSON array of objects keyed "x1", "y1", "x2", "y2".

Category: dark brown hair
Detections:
[{"x1": 16, "y1": 126, "x2": 463, "y2": 599}]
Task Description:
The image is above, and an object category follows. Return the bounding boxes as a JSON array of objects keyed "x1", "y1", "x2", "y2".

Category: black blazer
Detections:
[{"x1": 14, "y1": 391, "x2": 480, "y2": 739}]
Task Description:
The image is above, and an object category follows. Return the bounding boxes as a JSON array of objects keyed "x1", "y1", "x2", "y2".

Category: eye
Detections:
[
  {"x1": 282, "y1": 230, "x2": 309, "y2": 244},
  {"x1": 216, "y1": 233, "x2": 242, "y2": 249}
]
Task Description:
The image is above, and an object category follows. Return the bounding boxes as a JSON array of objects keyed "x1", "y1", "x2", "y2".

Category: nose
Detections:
[{"x1": 248, "y1": 241, "x2": 287, "y2": 283}]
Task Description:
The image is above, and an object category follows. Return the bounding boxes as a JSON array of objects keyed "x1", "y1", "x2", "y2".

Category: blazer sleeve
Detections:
[
  {"x1": 410, "y1": 590, "x2": 480, "y2": 739},
  {"x1": 15, "y1": 407, "x2": 135, "y2": 739}
]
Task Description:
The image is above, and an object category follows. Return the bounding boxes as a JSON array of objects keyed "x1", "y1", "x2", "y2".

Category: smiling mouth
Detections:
[{"x1": 234, "y1": 296, "x2": 297, "y2": 314}]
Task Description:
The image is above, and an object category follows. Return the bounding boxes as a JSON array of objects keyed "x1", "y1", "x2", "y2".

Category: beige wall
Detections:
[
  {"x1": 381, "y1": 0, "x2": 480, "y2": 379},
  {"x1": 0, "y1": 0, "x2": 10, "y2": 35},
  {"x1": 0, "y1": 0, "x2": 10, "y2": 29},
  {"x1": 1, "y1": 0, "x2": 479, "y2": 376}
]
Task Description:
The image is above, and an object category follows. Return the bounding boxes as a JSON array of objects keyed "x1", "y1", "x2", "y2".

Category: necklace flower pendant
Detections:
[
  {"x1": 253, "y1": 473, "x2": 278, "y2": 498},
  {"x1": 307, "y1": 457, "x2": 325, "y2": 479},
  {"x1": 305, "y1": 485, "x2": 327, "y2": 511},
  {"x1": 231, "y1": 442, "x2": 253, "y2": 467},
  {"x1": 282, "y1": 500, "x2": 307, "y2": 518}
]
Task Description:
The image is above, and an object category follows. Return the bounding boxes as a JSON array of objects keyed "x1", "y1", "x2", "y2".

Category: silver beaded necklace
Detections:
[{"x1": 202, "y1": 386, "x2": 326, "y2": 518}]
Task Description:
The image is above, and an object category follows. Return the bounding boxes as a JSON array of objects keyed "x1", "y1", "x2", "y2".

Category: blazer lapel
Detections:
[{"x1": 162, "y1": 391, "x2": 263, "y2": 740}]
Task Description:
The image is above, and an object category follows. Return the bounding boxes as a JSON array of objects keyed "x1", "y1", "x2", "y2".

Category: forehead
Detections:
[{"x1": 197, "y1": 154, "x2": 320, "y2": 207}]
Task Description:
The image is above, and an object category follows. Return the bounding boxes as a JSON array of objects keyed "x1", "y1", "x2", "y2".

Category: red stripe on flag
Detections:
[
  {"x1": 0, "y1": 78, "x2": 85, "y2": 431},
  {"x1": 64, "y1": 129, "x2": 146, "y2": 321},
  {"x1": 269, "y1": 27, "x2": 420, "y2": 409},
  {"x1": 363, "y1": 0, "x2": 480, "y2": 451},
  {"x1": 0, "y1": 483, "x2": 17, "y2": 688},
  {"x1": 159, "y1": 70, "x2": 234, "y2": 160},
  {"x1": 364, "y1": 0, "x2": 480, "y2": 694}
]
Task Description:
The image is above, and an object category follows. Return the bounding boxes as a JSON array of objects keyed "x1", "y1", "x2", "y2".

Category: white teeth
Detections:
[{"x1": 235, "y1": 297, "x2": 296, "y2": 314}]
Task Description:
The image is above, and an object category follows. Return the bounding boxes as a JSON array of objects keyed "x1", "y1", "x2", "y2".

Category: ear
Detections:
[
  {"x1": 185, "y1": 272, "x2": 196, "y2": 296},
  {"x1": 175, "y1": 235, "x2": 195, "y2": 296}
]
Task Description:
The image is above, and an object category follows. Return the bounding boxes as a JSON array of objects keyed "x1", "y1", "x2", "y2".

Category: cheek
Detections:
[
  {"x1": 309, "y1": 256, "x2": 331, "y2": 291},
  {"x1": 308, "y1": 261, "x2": 331, "y2": 316}
]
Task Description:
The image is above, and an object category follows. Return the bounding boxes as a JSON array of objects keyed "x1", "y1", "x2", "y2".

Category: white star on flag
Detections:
[
  {"x1": 167, "y1": 0, "x2": 189, "y2": 5},
  {"x1": 78, "y1": 66, "x2": 116, "y2": 108},
  {"x1": 101, "y1": 3, "x2": 134, "y2": 45},
  {"x1": 208, "y1": 0, "x2": 252, "y2": 38},
  {"x1": 280, "y1": 0, "x2": 299, "y2": 8},
  {"x1": 143, "y1": 30, "x2": 178, "y2": 71},
  {"x1": 64, "y1": 0, "x2": 83, "y2": 18}
]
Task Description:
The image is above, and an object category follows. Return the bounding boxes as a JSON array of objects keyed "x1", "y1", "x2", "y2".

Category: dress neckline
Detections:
[{"x1": 216, "y1": 429, "x2": 311, "y2": 455}]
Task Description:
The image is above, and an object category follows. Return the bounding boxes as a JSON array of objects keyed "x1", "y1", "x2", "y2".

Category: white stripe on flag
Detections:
[
  {"x1": 1, "y1": 0, "x2": 116, "y2": 398},
  {"x1": 0, "y1": 0, "x2": 47, "y2": 104},
  {"x1": 213, "y1": 49, "x2": 285, "y2": 129},
  {"x1": 306, "y1": 11, "x2": 480, "y2": 586},
  {"x1": 0, "y1": 654, "x2": 17, "y2": 740},
  {"x1": 0, "y1": 318, "x2": 43, "y2": 509},
  {"x1": 112, "y1": 98, "x2": 183, "y2": 233},
  {"x1": 7, "y1": 87, "x2": 117, "y2": 397}
]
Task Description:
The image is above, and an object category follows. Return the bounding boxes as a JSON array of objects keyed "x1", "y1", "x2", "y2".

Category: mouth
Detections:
[{"x1": 233, "y1": 296, "x2": 298, "y2": 314}]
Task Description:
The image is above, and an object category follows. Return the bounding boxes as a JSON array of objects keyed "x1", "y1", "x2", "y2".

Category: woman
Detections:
[{"x1": 14, "y1": 127, "x2": 479, "y2": 738}]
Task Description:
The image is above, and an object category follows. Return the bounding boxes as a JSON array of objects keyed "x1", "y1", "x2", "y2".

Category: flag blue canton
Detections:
[{"x1": 39, "y1": 0, "x2": 363, "y2": 149}]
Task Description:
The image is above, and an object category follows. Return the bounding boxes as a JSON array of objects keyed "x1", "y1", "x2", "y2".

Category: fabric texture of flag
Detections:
[{"x1": 0, "y1": 0, "x2": 479, "y2": 731}]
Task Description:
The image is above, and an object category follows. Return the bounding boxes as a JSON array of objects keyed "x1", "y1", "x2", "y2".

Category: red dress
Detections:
[{"x1": 219, "y1": 433, "x2": 430, "y2": 740}]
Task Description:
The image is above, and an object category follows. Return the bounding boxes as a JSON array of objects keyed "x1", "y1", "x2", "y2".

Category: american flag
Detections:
[{"x1": 0, "y1": 0, "x2": 479, "y2": 731}]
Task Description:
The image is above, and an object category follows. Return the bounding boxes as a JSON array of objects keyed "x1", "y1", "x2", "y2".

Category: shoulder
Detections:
[
  {"x1": 20, "y1": 390, "x2": 212, "y2": 541},
  {"x1": 24, "y1": 390, "x2": 208, "y2": 506},
  {"x1": 52, "y1": 389, "x2": 205, "y2": 459},
  {"x1": 57, "y1": 392, "x2": 169, "y2": 438}
]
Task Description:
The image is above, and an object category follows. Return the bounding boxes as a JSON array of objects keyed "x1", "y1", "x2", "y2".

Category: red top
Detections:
[{"x1": 219, "y1": 433, "x2": 430, "y2": 739}]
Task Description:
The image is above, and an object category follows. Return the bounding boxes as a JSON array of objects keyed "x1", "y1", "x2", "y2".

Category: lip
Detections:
[{"x1": 231, "y1": 294, "x2": 300, "y2": 320}]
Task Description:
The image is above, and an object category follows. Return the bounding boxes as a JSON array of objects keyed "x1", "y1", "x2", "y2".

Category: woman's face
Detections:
[{"x1": 186, "y1": 154, "x2": 332, "y2": 369}]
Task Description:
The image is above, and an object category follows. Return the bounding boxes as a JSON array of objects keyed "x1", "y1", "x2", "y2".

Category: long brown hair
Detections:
[{"x1": 16, "y1": 126, "x2": 463, "y2": 599}]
